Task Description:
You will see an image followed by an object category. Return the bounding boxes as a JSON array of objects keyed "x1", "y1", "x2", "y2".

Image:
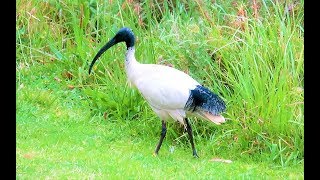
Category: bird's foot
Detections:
[
  {"x1": 193, "y1": 151, "x2": 199, "y2": 158},
  {"x1": 153, "y1": 152, "x2": 158, "y2": 157}
]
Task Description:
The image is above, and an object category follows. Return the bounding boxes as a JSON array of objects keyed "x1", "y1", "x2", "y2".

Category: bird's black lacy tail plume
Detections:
[{"x1": 185, "y1": 85, "x2": 226, "y2": 115}]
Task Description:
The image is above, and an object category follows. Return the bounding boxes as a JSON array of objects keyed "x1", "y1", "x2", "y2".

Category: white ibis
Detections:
[{"x1": 89, "y1": 27, "x2": 226, "y2": 157}]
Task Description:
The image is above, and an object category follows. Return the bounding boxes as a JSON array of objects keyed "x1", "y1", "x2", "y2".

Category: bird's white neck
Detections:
[
  {"x1": 125, "y1": 47, "x2": 137, "y2": 63},
  {"x1": 125, "y1": 47, "x2": 140, "y2": 85}
]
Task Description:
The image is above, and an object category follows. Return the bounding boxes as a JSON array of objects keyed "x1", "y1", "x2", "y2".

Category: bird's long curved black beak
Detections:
[
  {"x1": 89, "y1": 38, "x2": 117, "y2": 74},
  {"x1": 89, "y1": 27, "x2": 135, "y2": 74}
]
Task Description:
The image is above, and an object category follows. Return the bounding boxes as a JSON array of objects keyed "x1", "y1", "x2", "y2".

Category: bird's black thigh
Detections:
[
  {"x1": 154, "y1": 120, "x2": 167, "y2": 155},
  {"x1": 185, "y1": 118, "x2": 199, "y2": 158}
]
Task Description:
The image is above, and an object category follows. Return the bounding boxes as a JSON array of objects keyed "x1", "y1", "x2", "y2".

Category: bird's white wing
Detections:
[{"x1": 132, "y1": 64, "x2": 200, "y2": 110}]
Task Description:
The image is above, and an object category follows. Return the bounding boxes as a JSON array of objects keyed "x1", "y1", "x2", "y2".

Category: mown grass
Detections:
[{"x1": 16, "y1": 0, "x2": 304, "y2": 178}]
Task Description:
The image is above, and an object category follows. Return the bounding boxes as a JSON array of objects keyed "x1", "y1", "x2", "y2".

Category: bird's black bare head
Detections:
[
  {"x1": 88, "y1": 27, "x2": 135, "y2": 74},
  {"x1": 114, "y1": 27, "x2": 135, "y2": 48}
]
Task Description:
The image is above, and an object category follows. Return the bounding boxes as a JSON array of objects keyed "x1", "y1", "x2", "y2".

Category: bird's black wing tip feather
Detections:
[{"x1": 185, "y1": 85, "x2": 226, "y2": 115}]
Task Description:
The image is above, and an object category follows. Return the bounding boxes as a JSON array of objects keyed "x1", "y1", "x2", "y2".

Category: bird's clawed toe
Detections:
[
  {"x1": 193, "y1": 151, "x2": 199, "y2": 158},
  {"x1": 153, "y1": 152, "x2": 158, "y2": 157}
]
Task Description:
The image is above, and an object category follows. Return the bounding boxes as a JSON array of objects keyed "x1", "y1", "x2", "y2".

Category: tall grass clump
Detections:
[
  {"x1": 17, "y1": 0, "x2": 303, "y2": 168},
  {"x1": 86, "y1": 0, "x2": 304, "y2": 166}
]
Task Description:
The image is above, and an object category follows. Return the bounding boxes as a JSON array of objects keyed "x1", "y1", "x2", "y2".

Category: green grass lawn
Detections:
[
  {"x1": 16, "y1": 65, "x2": 303, "y2": 178},
  {"x1": 17, "y1": 0, "x2": 304, "y2": 178}
]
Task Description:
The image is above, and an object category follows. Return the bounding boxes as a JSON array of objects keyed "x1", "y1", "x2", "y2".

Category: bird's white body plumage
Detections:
[
  {"x1": 125, "y1": 47, "x2": 226, "y2": 125},
  {"x1": 125, "y1": 47, "x2": 207, "y2": 125}
]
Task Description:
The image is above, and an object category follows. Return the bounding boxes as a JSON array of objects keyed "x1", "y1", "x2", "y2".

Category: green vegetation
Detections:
[{"x1": 17, "y1": 0, "x2": 304, "y2": 178}]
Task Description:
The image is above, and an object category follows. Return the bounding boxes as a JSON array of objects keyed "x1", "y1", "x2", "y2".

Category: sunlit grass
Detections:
[{"x1": 16, "y1": 0, "x2": 304, "y2": 178}]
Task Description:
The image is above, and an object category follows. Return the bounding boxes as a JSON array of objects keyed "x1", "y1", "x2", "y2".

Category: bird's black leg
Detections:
[
  {"x1": 154, "y1": 120, "x2": 167, "y2": 155},
  {"x1": 185, "y1": 118, "x2": 199, "y2": 158}
]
